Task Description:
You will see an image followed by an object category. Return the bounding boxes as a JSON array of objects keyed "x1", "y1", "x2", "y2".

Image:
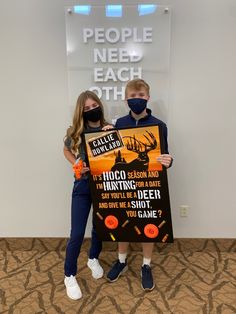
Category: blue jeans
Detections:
[{"x1": 64, "y1": 177, "x2": 102, "y2": 276}]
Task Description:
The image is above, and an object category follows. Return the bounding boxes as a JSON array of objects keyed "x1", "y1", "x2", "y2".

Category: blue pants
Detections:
[{"x1": 64, "y1": 178, "x2": 102, "y2": 276}]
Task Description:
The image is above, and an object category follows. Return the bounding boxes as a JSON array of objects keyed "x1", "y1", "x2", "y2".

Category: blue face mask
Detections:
[{"x1": 127, "y1": 98, "x2": 147, "y2": 114}]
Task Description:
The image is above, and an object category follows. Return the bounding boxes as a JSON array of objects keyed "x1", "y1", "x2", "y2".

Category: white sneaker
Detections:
[
  {"x1": 87, "y1": 258, "x2": 104, "y2": 279},
  {"x1": 64, "y1": 275, "x2": 82, "y2": 300}
]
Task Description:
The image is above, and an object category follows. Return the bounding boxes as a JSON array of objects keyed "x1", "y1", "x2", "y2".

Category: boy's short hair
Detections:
[{"x1": 125, "y1": 79, "x2": 150, "y2": 98}]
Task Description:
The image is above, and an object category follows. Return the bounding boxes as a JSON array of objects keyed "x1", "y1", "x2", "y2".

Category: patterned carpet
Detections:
[{"x1": 0, "y1": 238, "x2": 236, "y2": 313}]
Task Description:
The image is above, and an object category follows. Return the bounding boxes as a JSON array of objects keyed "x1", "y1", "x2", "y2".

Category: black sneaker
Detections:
[
  {"x1": 106, "y1": 260, "x2": 128, "y2": 282},
  {"x1": 141, "y1": 265, "x2": 155, "y2": 291}
]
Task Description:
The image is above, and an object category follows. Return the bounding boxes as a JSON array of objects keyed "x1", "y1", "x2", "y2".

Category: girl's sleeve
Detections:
[{"x1": 64, "y1": 137, "x2": 72, "y2": 150}]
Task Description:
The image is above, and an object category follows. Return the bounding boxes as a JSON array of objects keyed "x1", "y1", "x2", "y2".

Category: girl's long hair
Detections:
[{"x1": 65, "y1": 90, "x2": 107, "y2": 155}]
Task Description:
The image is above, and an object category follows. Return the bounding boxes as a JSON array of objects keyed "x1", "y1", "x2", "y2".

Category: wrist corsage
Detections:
[{"x1": 72, "y1": 159, "x2": 83, "y2": 179}]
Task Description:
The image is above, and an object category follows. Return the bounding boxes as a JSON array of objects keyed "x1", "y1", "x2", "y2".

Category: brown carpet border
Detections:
[{"x1": 0, "y1": 238, "x2": 235, "y2": 252}]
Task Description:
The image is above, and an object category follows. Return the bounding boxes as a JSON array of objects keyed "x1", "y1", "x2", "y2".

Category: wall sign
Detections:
[{"x1": 65, "y1": 4, "x2": 171, "y2": 121}]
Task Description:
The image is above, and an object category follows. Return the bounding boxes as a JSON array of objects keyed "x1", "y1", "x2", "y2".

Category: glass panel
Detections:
[{"x1": 65, "y1": 4, "x2": 171, "y2": 123}]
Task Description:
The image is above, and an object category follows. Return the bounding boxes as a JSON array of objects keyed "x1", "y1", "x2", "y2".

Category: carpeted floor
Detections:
[{"x1": 0, "y1": 238, "x2": 236, "y2": 313}]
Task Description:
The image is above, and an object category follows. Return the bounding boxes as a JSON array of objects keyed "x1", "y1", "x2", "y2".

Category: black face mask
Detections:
[
  {"x1": 83, "y1": 106, "x2": 102, "y2": 122},
  {"x1": 127, "y1": 98, "x2": 147, "y2": 114}
]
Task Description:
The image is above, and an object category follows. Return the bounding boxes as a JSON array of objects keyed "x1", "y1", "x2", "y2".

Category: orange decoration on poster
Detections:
[
  {"x1": 144, "y1": 224, "x2": 159, "y2": 238},
  {"x1": 105, "y1": 215, "x2": 119, "y2": 229}
]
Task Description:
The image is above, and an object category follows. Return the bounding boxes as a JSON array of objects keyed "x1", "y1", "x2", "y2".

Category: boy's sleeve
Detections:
[
  {"x1": 162, "y1": 124, "x2": 174, "y2": 167},
  {"x1": 162, "y1": 124, "x2": 169, "y2": 154},
  {"x1": 114, "y1": 119, "x2": 119, "y2": 128}
]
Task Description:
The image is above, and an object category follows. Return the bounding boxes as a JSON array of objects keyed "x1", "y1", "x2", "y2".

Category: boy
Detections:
[{"x1": 106, "y1": 79, "x2": 173, "y2": 291}]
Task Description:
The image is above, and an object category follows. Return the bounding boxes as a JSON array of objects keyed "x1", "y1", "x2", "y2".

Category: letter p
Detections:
[{"x1": 83, "y1": 28, "x2": 93, "y2": 43}]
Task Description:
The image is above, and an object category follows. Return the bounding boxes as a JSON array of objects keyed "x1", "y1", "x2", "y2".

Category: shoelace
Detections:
[
  {"x1": 90, "y1": 259, "x2": 99, "y2": 267},
  {"x1": 66, "y1": 276, "x2": 77, "y2": 287},
  {"x1": 142, "y1": 266, "x2": 152, "y2": 279},
  {"x1": 115, "y1": 260, "x2": 126, "y2": 270}
]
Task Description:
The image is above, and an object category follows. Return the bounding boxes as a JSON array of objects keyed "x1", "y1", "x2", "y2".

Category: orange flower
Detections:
[{"x1": 72, "y1": 159, "x2": 83, "y2": 179}]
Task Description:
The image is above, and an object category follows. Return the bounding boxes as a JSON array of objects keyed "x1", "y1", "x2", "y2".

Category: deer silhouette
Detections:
[{"x1": 111, "y1": 131, "x2": 157, "y2": 172}]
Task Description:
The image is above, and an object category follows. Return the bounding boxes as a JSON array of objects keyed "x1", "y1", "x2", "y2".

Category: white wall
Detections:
[
  {"x1": 167, "y1": 0, "x2": 236, "y2": 237},
  {"x1": 0, "y1": 0, "x2": 235, "y2": 237},
  {"x1": 0, "y1": 0, "x2": 71, "y2": 236}
]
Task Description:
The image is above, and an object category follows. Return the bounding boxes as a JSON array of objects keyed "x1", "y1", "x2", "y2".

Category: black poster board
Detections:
[{"x1": 84, "y1": 125, "x2": 173, "y2": 242}]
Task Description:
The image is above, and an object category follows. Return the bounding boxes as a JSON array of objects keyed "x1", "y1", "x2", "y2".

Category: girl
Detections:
[{"x1": 63, "y1": 90, "x2": 110, "y2": 300}]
